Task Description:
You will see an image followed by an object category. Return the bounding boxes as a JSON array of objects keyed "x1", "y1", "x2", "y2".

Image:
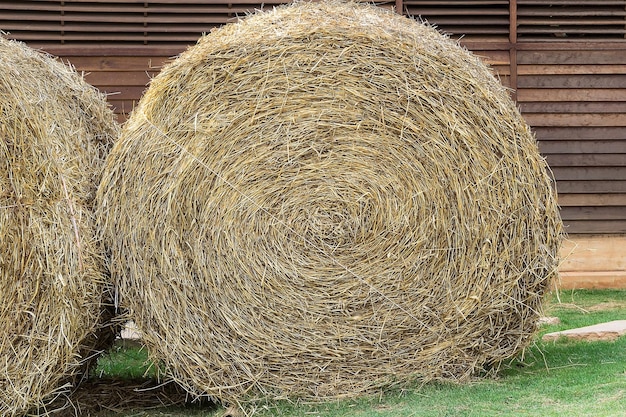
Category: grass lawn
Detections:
[{"x1": 90, "y1": 289, "x2": 626, "y2": 417}]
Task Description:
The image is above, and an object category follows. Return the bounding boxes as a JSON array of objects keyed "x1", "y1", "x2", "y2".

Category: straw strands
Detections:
[
  {"x1": 97, "y1": 0, "x2": 563, "y2": 408},
  {"x1": 0, "y1": 37, "x2": 118, "y2": 415}
]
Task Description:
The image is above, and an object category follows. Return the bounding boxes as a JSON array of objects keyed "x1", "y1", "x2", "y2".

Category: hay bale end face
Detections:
[
  {"x1": 97, "y1": 0, "x2": 563, "y2": 406},
  {"x1": 0, "y1": 37, "x2": 118, "y2": 415}
]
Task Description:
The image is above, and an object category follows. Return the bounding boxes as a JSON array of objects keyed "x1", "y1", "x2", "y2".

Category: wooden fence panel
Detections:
[
  {"x1": 516, "y1": 44, "x2": 626, "y2": 235},
  {"x1": 2, "y1": 0, "x2": 626, "y2": 235}
]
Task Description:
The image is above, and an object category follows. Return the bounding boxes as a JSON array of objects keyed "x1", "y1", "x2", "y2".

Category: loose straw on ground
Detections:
[{"x1": 97, "y1": 0, "x2": 563, "y2": 410}]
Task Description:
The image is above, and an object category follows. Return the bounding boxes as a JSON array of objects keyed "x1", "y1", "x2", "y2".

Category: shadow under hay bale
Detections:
[
  {"x1": 96, "y1": 0, "x2": 563, "y2": 409},
  {"x1": 60, "y1": 378, "x2": 203, "y2": 415},
  {"x1": 0, "y1": 37, "x2": 119, "y2": 416}
]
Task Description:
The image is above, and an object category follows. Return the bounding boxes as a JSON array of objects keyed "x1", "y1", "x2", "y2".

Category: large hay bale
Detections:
[
  {"x1": 0, "y1": 37, "x2": 118, "y2": 415},
  {"x1": 97, "y1": 0, "x2": 563, "y2": 407}
]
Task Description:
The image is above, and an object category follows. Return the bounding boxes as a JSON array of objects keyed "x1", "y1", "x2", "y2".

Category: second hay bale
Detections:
[
  {"x1": 97, "y1": 1, "x2": 563, "y2": 406},
  {"x1": 0, "y1": 37, "x2": 118, "y2": 415}
]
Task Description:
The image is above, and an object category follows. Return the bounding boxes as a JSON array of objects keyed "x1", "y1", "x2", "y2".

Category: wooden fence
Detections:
[{"x1": 1, "y1": 0, "x2": 625, "y2": 237}]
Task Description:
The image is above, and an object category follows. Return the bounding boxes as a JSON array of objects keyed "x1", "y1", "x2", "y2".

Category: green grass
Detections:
[
  {"x1": 93, "y1": 290, "x2": 626, "y2": 416},
  {"x1": 93, "y1": 341, "x2": 156, "y2": 380}
]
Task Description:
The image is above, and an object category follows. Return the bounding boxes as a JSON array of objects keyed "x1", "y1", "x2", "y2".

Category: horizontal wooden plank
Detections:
[
  {"x1": 517, "y1": 50, "x2": 626, "y2": 65},
  {"x1": 518, "y1": 18, "x2": 626, "y2": 26},
  {"x1": 560, "y1": 235, "x2": 626, "y2": 273},
  {"x1": 522, "y1": 102, "x2": 626, "y2": 114},
  {"x1": 83, "y1": 71, "x2": 156, "y2": 87},
  {"x1": 4, "y1": 32, "x2": 209, "y2": 43},
  {"x1": 0, "y1": 4, "x2": 280, "y2": 14},
  {"x1": 96, "y1": 86, "x2": 147, "y2": 100},
  {"x1": 1, "y1": 22, "x2": 226, "y2": 33},
  {"x1": 404, "y1": 1, "x2": 509, "y2": 6},
  {"x1": 517, "y1": 88, "x2": 626, "y2": 102},
  {"x1": 108, "y1": 97, "x2": 139, "y2": 115},
  {"x1": 1, "y1": 0, "x2": 286, "y2": 5},
  {"x1": 516, "y1": 42, "x2": 626, "y2": 51},
  {"x1": 539, "y1": 140, "x2": 626, "y2": 154},
  {"x1": 533, "y1": 127, "x2": 626, "y2": 141},
  {"x1": 558, "y1": 193, "x2": 626, "y2": 206},
  {"x1": 490, "y1": 66, "x2": 511, "y2": 77},
  {"x1": 405, "y1": 7, "x2": 509, "y2": 16},
  {"x1": 417, "y1": 24, "x2": 509, "y2": 34},
  {"x1": 561, "y1": 206, "x2": 626, "y2": 221},
  {"x1": 563, "y1": 220, "x2": 626, "y2": 234},
  {"x1": 547, "y1": 154, "x2": 626, "y2": 167},
  {"x1": 558, "y1": 271, "x2": 626, "y2": 289},
  {"x1": 523, "y1": 113, "x2": 626, "y2": 127},
  {"x1": 517, "y1": 33, "x2": 626, "y2": 42},
  {"x1": 518, "y1": 7, "x2": 626, "y2": 18},
  {"x1": 60, "y1": 56, "x2": 172, "y2": 71},
  {"x1": 518, "y1": 74, "x2": 626, "y2": 89},
  {"x1": 472, "y1": 49, "x2": 510, "y2": 62},
  {"x1": 21, "y1": 45, "x2": 186, "y2": 56},
  {"x1": 551, "y1": 167, "x2": 626, "y2": 181},
  {"x1": 518, "y1": 64, "x2": 626, "y2": 75},
  {"x1": 556, "y1": 180, "x2": 626, "y2": 193},
  {"x1": 518, "y1": 1, "x2": 626, "y2": 5}
]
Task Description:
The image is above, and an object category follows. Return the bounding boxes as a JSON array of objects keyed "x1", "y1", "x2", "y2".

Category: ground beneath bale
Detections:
[{"x1": 57, "y1": 379, "x2": 215, "y2": 416}]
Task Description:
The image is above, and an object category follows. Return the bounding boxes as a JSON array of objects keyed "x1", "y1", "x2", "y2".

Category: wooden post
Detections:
[
  {"x1": 395, "y1": 0, "x2": 403, "y2": 15},
  {"x1": 509, "y1": 0, "x2": 518, "y2": 101}
]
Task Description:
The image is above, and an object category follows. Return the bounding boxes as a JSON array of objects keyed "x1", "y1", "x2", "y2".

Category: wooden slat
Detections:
[
  {"x1": 107, "y1": 98, "x2": 138, "y2": 110},
  {"x1": 1, "y1": 22, "x2": 227, "y2": 33},
  {"x1": 558, "y1": 194, "x2": 626, "y2": 207},
  {"x1": 551, "y1": 167, "x2": 626, "y2": 181},
  {"x1": 560, "y1": 236, "x2": 626, "y2": 274},
  {"x1": 539, "y1": 140, "x2": 626, "y2": 154},
  {"x1": 517, "y1": 89, "x2": 626, "y2": 102},
  {"x1": 472, "y1": 50, "x2": 510, "y2": 65},
  {"x1": 517, "y1": 50, "x2": 626, "y2": 65},
  {"x1": 523, "y1": 113, "x2": 626, "y2": 127},
  {"x1": 518, "y1": 74, "x2": 626, "y2": 89},
  {"x1": 518, "y1": 7, "x2": 626, "y2": 17},
  {"x1": 561, "y1": 206, "x2": 626, "y2": 221},
  {"x1": 518, "y1": 64, "x2": 626, "y2": 75},
  {"x1": 546, "y1": 154, "x2": 626, "y2": 167},
  {"x1": 404, "y1": 7, "x2": 508, "y2": 15},
  {"x1": 556, "y1": 181, "x2": 626, "y2": 193},
  {"x1": 518, "y1": 18, "x2": 626, "y2": 26},
  {"x1": 83, "y1": 71, "x2": 156, "y2": 87},
  {"x1": 533, "y1": 127, "x2": 626, "y2": 141},
  {"x1": 59, "y1": 56, "x2": 172, "y2": 71},
  {"x1": 404, "y1": 1, "x2": 509, "y2": 4},
  {"x1": 97, "y1": 86, "x2": 148, "y2": 100},
  {"x1": 0, "y1": 3, "x2": 281, "y2": 14},
  {"x1": 558, "y1": 271, "x2": 626, "y2": 289},
  {"x1": 519, "y1": 1, "x2": 626, "y2": 5},
  {"x1": 563, "y1": 221, "x2": 626, "y2": 234},
  {"x1": 522, "y1": 102, "x2": 626, "y2": 113}
]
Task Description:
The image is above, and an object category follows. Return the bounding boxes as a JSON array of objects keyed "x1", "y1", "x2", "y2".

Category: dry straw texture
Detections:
[
  {"x1": 0, "y1": 37, "x2": 118, "y2": 415},
  {"x1": 97, "y1": 0, "x2": 563, "y2": 408}
]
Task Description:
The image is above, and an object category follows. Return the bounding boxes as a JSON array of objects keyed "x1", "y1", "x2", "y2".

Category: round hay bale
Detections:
[
  {"x1": 0, "y1": 37, "x2": 118, "y2": 415},
  {"x1": 97, "y1": 0, "x2": 563, "y2": 407}
]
